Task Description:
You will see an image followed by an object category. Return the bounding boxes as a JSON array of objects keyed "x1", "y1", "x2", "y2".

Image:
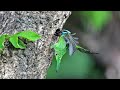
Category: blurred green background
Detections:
[{"x1": 46, "y1": 11, "x2": 112, "y2": 79}]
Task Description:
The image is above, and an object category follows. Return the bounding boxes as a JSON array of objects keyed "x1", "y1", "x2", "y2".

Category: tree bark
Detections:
[{"x1": 0, "y1": 11, "x2": 71, "y2": 79}]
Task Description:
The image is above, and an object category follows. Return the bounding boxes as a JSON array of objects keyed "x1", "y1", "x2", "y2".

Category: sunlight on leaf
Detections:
[
  {"x1": 9, "y1": 35, "x2": 26, "y2": 49},
  {"x1": 17, "y1": 30, "x2": 41, "y2": 41},
  {"x1": 0, "y1": 35, "x2": 6, "y2": 49},
  {"x1": 80, "y1": 11, "x2": 112, "y2": 31}
]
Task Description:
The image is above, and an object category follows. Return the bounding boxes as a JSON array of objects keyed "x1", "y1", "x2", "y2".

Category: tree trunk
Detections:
[{"x1": 0, "y1": 11, "x2": 71, "y2": 79}]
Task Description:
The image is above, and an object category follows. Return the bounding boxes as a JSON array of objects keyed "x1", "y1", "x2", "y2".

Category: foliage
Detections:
[
  {"x1": 80, "y1": 11, "x2": 112, "y2": 31},
  {"x1": 0, "y1": 35, "x2": 6, "y2": 50},
  {"x1": 0, "y1": 30, "x2": 41, "y2": 51}
]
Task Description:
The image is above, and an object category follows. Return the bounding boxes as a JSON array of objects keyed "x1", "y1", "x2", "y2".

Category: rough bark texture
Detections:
[{"x1": 0, "y1": 11, "x2": 71, "y2": 79}]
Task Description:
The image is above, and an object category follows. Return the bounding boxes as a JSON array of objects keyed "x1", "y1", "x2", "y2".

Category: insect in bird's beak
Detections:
[{"x1": 61, "y1": 29, "x2": 78, "y2": 56}]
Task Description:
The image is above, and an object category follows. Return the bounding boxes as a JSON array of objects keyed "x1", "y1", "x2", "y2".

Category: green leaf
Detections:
[
  {"x1": 9, "y1": 35, "x2": 26, "y2": 49},
  {"x1": 53, "y1": 36, "x2": 67, "y2": 71},
  {"x1": 0, "y1": 35, "x2": 6, "y2": 49},
  {"x1": 18, "y1": 39, "x2": 26, "y2": 49},
  {"x1": 80, "y1": 11, "x2": 112, "y2": 31},
  {"x1": 5, "y1": 34, "x2": 11, "y2": 39},
  {"x1": 17, "y1": 30, "x2": 41, "y2": 41}
]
